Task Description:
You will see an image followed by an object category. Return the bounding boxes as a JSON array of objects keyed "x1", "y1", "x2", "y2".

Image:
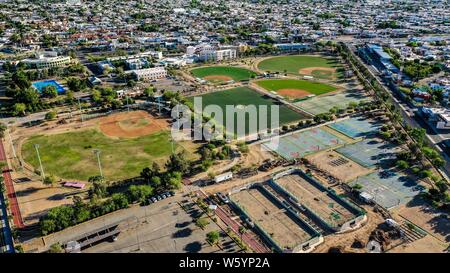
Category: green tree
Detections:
[
  {"x1": 42, "y1": 85, "x2": 58, "y2": 98},
  {"x1": 49, "y1": 243, "x2": 64, "y2": 253},
  {"x1": 0, "y1": 123, "x2": 6, "y2": 138},
  {"x1": 196, "y1": 218, "x2": 209, "y2": 229},
  {"x1": 165, "y1": 151, "x2": 191, "y2": 174},
  {"x1": 128, "y1": 185, "x2": 153, "y2": 203},
  {"x1": 43, "y1": 174, "x2": 56, "y2": 187},
  {"x1": 206, "y1": 230, "x2": 220, "y2": 245},
  {"x1": 45, "y1": 111, "x2": 57, "y2": 120},
  {"x1": 396, "y1": 160, "x2": 409, "y2": 170},
  {"x1": 12, "y1": 103, "x2": 27, "y2": 116}
]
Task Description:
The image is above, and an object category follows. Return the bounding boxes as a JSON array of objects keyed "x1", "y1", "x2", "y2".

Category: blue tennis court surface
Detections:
[
  {"x1": 350, "y1": 170, "x2": 425, "y2": 209},
  {"x1": 262, "y1": 127, "x2": 347, "y2": 160},
  {"x1": 336, "y1": 138, "x2": 399, "y2": 168},
  {"x1": 328, "y1": 117, "x2": 381, "y2": 138},
  {"x1": 32, "y1": 80, "x2": 65, "y2": 94}
]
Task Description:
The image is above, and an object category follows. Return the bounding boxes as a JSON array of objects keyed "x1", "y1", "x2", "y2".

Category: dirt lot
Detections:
[
  {"x1": 231, "y1": 187, "x2": 312, "y2": 250},
  {"x1": 305, "y1": 150, "x2": 373, "y2": 182},
  {"x1": 393, "y1": 199, "x2": 449, "y2": 243},
  {"x1": 313, "y1": 205, "x2": 385, "y2": 253},
  {"x1": 387, "y1": 235, "x2": 447, "y2": 253},
  {"x1": 275, "y1": 174, "x2": 356, "y2": 227},
  {"x1": 13, "y1": 175, "x2": 77, "y2": 225},
  {"x1": 98, "y1": 110, "x2": 170, "y2": 138}
]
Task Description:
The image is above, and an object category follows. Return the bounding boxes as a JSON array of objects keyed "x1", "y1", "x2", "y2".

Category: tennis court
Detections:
[
  {"x1": 328, "y1": 116, "x2": 381, "y2": 139},
  {"x1": 336, "y1": 138, "x2": 400, "y2": 168},
  {"x1": 350, "y1": 170, "x2": 425, "y2": 209},
  {"x1": 262, "y1": 127, "x2": 347, "y2": 160},
  {"x1": 295, "y1": 90, "x2": 371, "y2": 115}
]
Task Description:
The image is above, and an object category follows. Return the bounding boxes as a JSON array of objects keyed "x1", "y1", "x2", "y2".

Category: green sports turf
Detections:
[
  {"x1": 21, "y1": 129, "x2": 197, "y2": 181},
  {"x1": 255, "y1": 79, "x2": 337, "y2": 95},
  {"x1": 257, "y1": 55, "x2": 341, "y2": 77},
  {"x1": 188, "y1": 87, "x2": 306, "y2": 136},
  {"x1": 190, "y1": 66, "x2": 257, "y2": 82}
]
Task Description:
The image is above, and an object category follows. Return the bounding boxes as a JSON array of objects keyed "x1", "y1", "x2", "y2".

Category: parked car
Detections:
[{"x1": 151, "y1": 197, "x2": 157, "y2": 203}]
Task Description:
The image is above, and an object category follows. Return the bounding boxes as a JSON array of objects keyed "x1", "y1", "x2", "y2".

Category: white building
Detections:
[
  {"x1": 132, "y1": 67, "x2": 167, "y2": 81},
  {"x1": 214, "y1": 172, "x2": 233, "y2": 183},
  {"x1": 199, "y1": 47, "x2": 237, "y2": 62},
  {"x1": 22, "y1": 52, "x2": 71, "y2": 69}
]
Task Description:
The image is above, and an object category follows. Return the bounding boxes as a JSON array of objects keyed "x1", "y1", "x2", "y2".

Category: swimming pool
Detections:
[{"x1": 32, "y1": 80, "x2": 65, "y2": 94}]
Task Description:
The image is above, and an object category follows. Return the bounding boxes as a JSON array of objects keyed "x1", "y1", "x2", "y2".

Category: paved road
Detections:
[
  {"x1": 347, "y1": 44, "x2": 450, "y2": 180},
  {"x1": 0, "y1": 139, "x2": 24, "y2": 228}
]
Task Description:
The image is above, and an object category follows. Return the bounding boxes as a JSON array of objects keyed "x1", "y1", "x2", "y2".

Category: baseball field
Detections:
[
  {"x1": 188, "y1": 86, "x2": 307, "y2": 135},
  {"x1": 21, "y1": 111, "x2": 199, "y2": 181},
  {"x1": 257, "y1": 55, "x2": 341, "y2": 79},
  {"x1": 255, "y1": 79, "x2": 337, "y2": 100},
  {"x1": 190, "y1": 66, "x2": 257, "y2": 83}
]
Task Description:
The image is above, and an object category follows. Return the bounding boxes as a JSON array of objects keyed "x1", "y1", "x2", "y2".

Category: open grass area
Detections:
[
  {"x1": 256, "y1": 79, "x2": 337, "y2": 96},
  {"x1": 190, "y1": 66, "x2": 257, "y2": 83},
  {"x1": 257, "y1": 55, "x2": 341, "y2": 79},
  {"x1": 188, "y1": 86, "x2": 306, "y2": 135},
  {"x1": 22, "y1": 129, "x2": 199, "y2": 181}
]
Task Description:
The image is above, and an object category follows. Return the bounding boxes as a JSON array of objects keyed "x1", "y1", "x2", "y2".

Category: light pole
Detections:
[
  {"x1": 126, "y1": 95, "x2": 130, "y2": 112},
  {"x1": 33, "y1": 144, "x2": 45, "y2": 181},
  {"x1": 93, "y1": 149, "x2": 103, "y2": 178}
]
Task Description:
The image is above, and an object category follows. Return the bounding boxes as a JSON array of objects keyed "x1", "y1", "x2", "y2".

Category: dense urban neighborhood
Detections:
[{"x1": 0, "y1": 0, "x2": 448, "y2": 257}]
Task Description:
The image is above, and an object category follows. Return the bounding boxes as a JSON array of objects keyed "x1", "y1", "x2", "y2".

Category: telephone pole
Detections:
[
  {"x1": 33, "y1": 144, "x2": 45, "y2": 181},
  {"x1": 93, "y1": 149, "x2": 103, "y2": 178},
  {"x1": 126, "y1": 95, "x2": 130, "y2": 112}
]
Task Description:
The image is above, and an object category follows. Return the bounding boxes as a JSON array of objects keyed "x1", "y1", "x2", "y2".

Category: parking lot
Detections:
[{"x1": 84, "y1": 196, "x2": 240, "y2": 253}]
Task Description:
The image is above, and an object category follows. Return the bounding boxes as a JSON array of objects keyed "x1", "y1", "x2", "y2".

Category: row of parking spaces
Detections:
[
  {"x1": 146, "y1": 191, "x2": 176, "y2": 205},
  {"x1": 328, "y1": 116, "x2": 381, "y2": 139},
  {"x1": 350, "y1": 170, "x2": 425, "y2": 209},
  {"x1": 335, "y1": 138, "x2": 401, "y2": 168},
  {"x1": 262, "y1": 127, "x2": 346, "y2": 160},
  {"x1": 0, "y1": 197, "x2": 14, "y2": 253}
]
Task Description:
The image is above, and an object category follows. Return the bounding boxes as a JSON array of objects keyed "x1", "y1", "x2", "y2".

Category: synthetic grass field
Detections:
[
  {"x1": 255, "y1": 79, "x2": 337, "y2": 100},
  {"x1": 22, "y1": 129, "x2": 199, "y2": 181},
  {"x1": 257, "y1": 55, "x2": 341, "y2": 79},
  {"x1": 188, "y1": 87, "x2": 306, "y2": 136},
  {"x1": 295, "y1": 89, "x2": 371, "y2": 115},
  {"x1": 190, "y1": 66, "x2": 257, "y2": 83}
]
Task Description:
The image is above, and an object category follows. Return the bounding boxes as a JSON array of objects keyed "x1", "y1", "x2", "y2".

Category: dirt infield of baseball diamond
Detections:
[{"x1": 98, "y1": 110, "x2": 170, "y2": 138}]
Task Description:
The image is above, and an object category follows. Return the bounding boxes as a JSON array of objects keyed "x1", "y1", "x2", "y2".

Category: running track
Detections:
[
  {"x1": 196, "y1": 190, "x2": 269, "y2": 253},
  {"x1": 0, "y1": 139, "x2": 25, "y2": 228}
]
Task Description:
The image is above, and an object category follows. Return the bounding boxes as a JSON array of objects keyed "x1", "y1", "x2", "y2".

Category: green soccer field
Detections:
[
  {"x1": 190, "y1": 66, "x2": 257, "y2": 83},
  {"x1": 21, "y1": 129, "x2": 199, "y2": 181},
  {"x1": 255, "y1": 79, "x2": 337, "y2": 95},
  {"x1": 257, "y1": 55, "x2": 341, "y2": 78},
  {"x1": 188, "y1": 87, "x2": 307, "y2": 136}
]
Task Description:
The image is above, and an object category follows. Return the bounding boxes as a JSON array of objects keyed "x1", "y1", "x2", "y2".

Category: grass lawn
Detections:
[
  {"x1": 257, "y1": 55, "x2": 341, "y2": 77},
  {"x1": 191, "y1": 66, "x2": 257, "y2": 82},
  {"x1": 22, "y1": 129, "x2": 199, "y2": 181},
  {"x1": 255, "y1": 79, "x2": 337, "y2": 95},
  {"x1": 188, "y1": 86, "x2": 306, "y2": 135}
]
